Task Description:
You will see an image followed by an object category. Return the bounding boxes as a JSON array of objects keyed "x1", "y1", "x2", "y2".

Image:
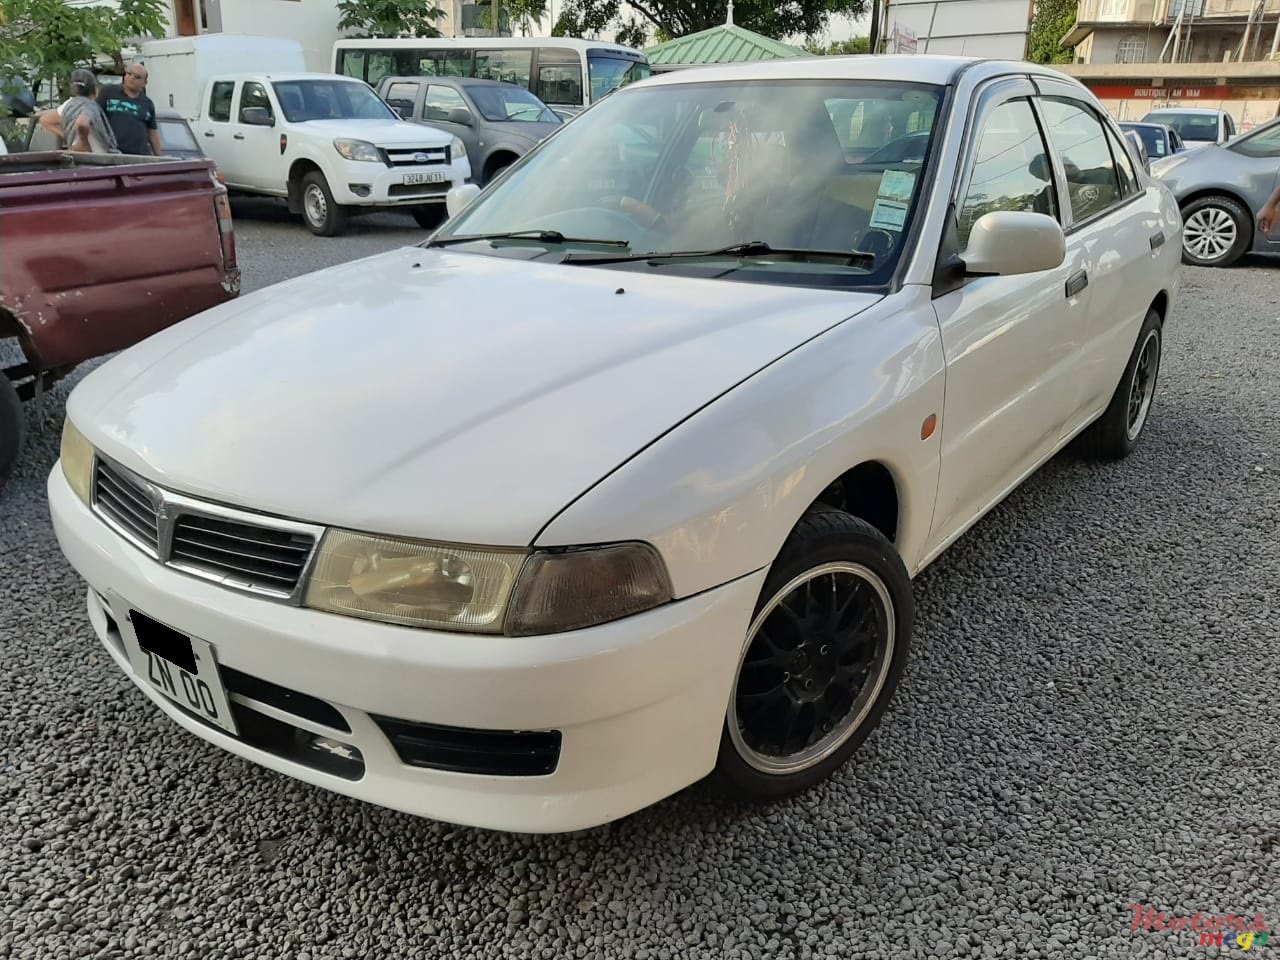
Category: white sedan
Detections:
[{"x1": 49, "y1": 55, "x2": 1182, "y2": 833}]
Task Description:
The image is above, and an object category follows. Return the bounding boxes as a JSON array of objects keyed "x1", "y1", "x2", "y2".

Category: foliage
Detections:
[
  {"x1": 552, "y1": 0, "x2": 868, "y2": 50},
  {"x1": 336, "y1": 0, "x2": 446, "y2": 38},
  {"x1": 0, "y1": 0, "x2": 167, "y2": 104},
  {"x1": 470, "y1": 0, "x2": 548, "y2": 37},
  {"x1": 803, "y1": 35, "x2": 869, "y2": 55},
  {"x1": 1027, "y1": 0, "x2": 1076, "y2": 64}
]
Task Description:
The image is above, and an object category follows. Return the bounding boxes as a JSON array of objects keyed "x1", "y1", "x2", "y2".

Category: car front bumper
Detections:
[
  {"x1": 47, "y1": 466, "x2": 765, "y2": 834},
  {"x1": 329, "y1": 158, "x2": 471, "y2": 207}
]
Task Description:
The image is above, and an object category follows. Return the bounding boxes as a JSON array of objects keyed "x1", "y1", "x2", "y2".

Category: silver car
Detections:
[
  {"x1": 376, "y1": 76, "x2": 562, "y2": 187},
  {"x1": 1150, "y1": 116, "x2": 1280, "y2": 267}
]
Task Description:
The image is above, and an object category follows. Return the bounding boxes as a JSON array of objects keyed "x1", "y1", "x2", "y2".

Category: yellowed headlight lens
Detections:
[
  {"x1": 304, "y1": 529, "x2": 528, "y2": 632},
  {"x1": 60, "y1": 418, "x2": 94, "y2": 506}
]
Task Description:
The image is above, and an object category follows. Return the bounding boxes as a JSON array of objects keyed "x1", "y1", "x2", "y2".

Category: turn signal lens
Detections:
[
  {"x1": 60, "y1": 417, "x2": 94, "y2": 506},
  {"x1": 505, "y1": 543, "x2": 673, "y2": 636}
]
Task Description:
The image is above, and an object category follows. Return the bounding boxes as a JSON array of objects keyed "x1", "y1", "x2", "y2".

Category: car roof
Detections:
[
  {"x1": 1143, "y1": 107, "x2": 1225, "y2": 115},
  {"x1": 379, "y1": 76, "x2": 528, "y2": 90},
  {"x1": 636, "y1": 54, "x2": 1080, "y2": 89}
]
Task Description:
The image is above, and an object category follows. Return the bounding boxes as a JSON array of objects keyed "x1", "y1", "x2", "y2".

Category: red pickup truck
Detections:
[{"x1": 0, "y1": 150, "x2": 240, "y2": 489}]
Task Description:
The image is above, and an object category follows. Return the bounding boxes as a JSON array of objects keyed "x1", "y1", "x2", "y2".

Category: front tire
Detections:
[
  {"x1": 411, "y1": 204, "x2": 447, "y2": 230},
  {"x1": 300, "y1": 172, "x2": 348, "y2": 237},
  {"x1": 0, "y1": 374, "x2": 25, "y2": 491},
  {"x1": 712, "y1": 509, "x2": 913, "y2": 800},
  {"x1": 1180, "y1": 195, "x2": 1250, "y2": 267},
  {"x1": 1074, "y1": 307, "x2": 1162, "y2": 461}
]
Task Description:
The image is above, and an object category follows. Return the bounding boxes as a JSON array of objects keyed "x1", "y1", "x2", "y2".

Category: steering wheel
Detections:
[
  {"x1": 864, "y1": 133, "x2": 929, "y2": 164},
  {"x1": 597, "y1": 194, "x2": 666, "y2": 230}
]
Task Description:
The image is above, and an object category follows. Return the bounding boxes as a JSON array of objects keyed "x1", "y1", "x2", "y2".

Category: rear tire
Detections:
[
  {"x1": 710, "y1": 509, "x2": 913, "y2": 800},
  {"x1": 0, "y1": 374, "x2": 24, "y2": 491},
  {"x1": 1180, "y1": 195, "x2": 1250, "y2": 267},
  {"x1": 1074, "y1": 307, "x2": 1162, "y2": 461},
  {"x1": 300, "y1": 172, "x2": 348, "y2": 237}
]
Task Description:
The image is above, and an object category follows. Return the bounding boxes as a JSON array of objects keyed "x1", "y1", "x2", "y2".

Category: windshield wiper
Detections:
[
  {"x1": 426, "y1": 230, "x2": 629, "y2": 248},
  {"x1": 561, "y1": 240, "x2": 876, "y2": 268}
]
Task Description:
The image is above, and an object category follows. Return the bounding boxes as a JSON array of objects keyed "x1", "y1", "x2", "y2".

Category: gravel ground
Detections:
[{"x1": 1, "y1": 208, "x2": 1277, "y2": 960}]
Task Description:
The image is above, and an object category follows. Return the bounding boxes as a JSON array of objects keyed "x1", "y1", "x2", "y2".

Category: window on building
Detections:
[{"x1": 1116, "y1": 35, "x2": 1146, "y2": 63}]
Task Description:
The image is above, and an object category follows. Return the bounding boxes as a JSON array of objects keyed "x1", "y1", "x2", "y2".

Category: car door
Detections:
[
  {"x1": 1032, "y1": 82, "x2": 1164, "y2": 433},
  {"x1": 200, "y1": 80, "x2": 238, "y2": 182},
  {"x1": 928, "y1": 78, "x2": 1089, "y2": 550},
  {"x1": 421, "y1": 83, "x2": 479, "y2": 160},
  {"x1": 228, "y1": 81, "x2": 280, "y2": 193}
]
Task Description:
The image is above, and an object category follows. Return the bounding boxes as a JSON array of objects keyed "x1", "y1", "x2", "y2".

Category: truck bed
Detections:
[{"x1": 0, "y1": 151, "x2": 240, "y2": 374}]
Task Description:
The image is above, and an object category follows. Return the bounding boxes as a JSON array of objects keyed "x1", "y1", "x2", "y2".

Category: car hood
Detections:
[
  {"x1": 70, "y1": 248, "x2": 881, "y2": 546},
  {"x1": 297, "y1": 118, "x2": 452, "y2": 147}
]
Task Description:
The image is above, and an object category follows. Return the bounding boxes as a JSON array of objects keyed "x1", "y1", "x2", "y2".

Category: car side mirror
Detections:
[
  {"x1": 963, "y1": 211, "x2": 1065, "y2": 277},
  {"x1": 448, "y1": 107, "x2": 474, "y2": 126},
  {"x1": 446, "y1": 183, "x2": 482, "y2": 218},
  {"x1": 1124, "y1": 130, "x2": 1151, "y2": 174},
  {"x1": 241, "y1": 107, "x2": 274, "y2": 127}
]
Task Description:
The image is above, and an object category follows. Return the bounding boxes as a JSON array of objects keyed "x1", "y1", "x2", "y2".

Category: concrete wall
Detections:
[{"x1": 1080, "y1": 23, "x2": 1273, "y2": 63}]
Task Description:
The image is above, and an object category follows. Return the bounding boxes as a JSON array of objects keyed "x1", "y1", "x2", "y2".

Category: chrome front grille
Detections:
[
  {"x1": 90, "y1": 456, "x2": 323, "y2": 604},
  {"x1": 94, "y1": 459, "x2": 160, "y2": 555},
  {"x1": 170, "y1": 514, "x2": 314, "y2": 596},
  {"x1": 384, "y1": 145, "x2": 449, "y2": 166}
]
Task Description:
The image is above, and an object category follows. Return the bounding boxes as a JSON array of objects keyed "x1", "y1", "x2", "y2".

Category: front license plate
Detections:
[
  {"x1": 402, "y1": 171, "x2": 446, "y2": 185},
  {"x1": 119, "y1": 608, "x2": 238, "y2": 735}
]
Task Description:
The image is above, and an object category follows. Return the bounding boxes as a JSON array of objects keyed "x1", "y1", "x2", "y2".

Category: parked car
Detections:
[
  {"x1": 140, "y1": 36, "x2": 470, "y2": 235},
  {"x1": 154, "y1": 109, "x2": 205, "y2": 160},
  {"x1": 49, "y1": 55, "x2": 1180, "y2": 834},
  {"x1": 376, "y1": 75, "x2": 562, "y2": 186},
  {"x1": 1, "y1": 150, "x2": 239, "y2": 489},
  {"x1": 1119, "y1": 120, "x2": 1187, "y2": 161},
  {"x1": 1149, "y1": 115, "x2": 1280, "y2": 266},
  {"x1": 1140, "y1": 107, "x2": 1235, "y2": 150}
]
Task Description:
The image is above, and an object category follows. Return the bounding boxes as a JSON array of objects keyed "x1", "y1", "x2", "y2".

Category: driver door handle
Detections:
[
  {"x1": 204, "y1": 131, "x2": 214, "y2": 138},
  {"x1": 233, "y1": 133, "x2": 245, "y2": 140},
  {"x1": 1065, "y1": 269, "x2": 1089, "y2": 298}
]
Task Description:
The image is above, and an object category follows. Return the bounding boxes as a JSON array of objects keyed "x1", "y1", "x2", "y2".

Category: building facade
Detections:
[
  {"x1": 1061, "y1": 0, "x2": 1280, "y2": 128},
  {"x1": 877, "y1": 0, "x2": 1033, "y2": 58}
]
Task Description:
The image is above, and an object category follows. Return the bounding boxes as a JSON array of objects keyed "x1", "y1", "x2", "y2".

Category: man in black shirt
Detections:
[{"x1": 97, "y1": 62, "x2": 161, "y2": 156}]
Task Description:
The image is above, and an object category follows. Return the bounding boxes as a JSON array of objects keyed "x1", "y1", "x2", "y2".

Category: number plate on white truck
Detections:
[{"x1": 402, "y1": 171, "x2": 446, "y2": 186}]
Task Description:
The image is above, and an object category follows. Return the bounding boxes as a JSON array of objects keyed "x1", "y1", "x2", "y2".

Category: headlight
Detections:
[
  {"x1": 305, "y1": 530, "x2": 526, "y2": 632},
  {"x1": 333, "y1": 139, "x2": 382, "y2": 162},
  {"x1": 304, "y1": 532, "x2": 672, "y2": 635},
  {"x1": 450, "y1": 135, "x2": 467, "y2": 161},
  {"x1": 60, "y1": 417, "x2": 94, "y2": 506}
]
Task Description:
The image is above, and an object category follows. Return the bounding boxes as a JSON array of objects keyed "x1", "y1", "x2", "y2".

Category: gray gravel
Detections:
[{"x1": 2, "y1": 212, "x2": 1277, "y2": 960}]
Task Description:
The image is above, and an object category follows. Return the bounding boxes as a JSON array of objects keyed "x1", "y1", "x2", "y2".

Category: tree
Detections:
[
  {"x1": 553, "y1": 0, "x2": 868, "y2": 50},
  {"x1": 336, "y1": 0, "x2": 445, "y2": 38},
  {"x1": 1026, "y1": 0, "x2": 1076, "y2": 64},
  {"x1": 0, "y1": 0, "x2": 167, "y2": 103},
  {"x1": 804, "y1": 36, "x2": 869, "y2": 55}
]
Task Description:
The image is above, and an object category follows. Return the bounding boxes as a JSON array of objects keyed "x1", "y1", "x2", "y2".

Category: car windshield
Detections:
[
  {"x1": 1124, "y1": 124, "x2": 1168, "y2": 157},
  {"x1": 157, "y1": 118, "x2": 199, "y2": 152},
  {"x1": 587, "y1": 56, "x2": 652, "y2": 101},
  {"x1": 1145, "y1": 112, "x2": 1218, "y2": 141},
  {"x1": 272, "y1": 80, "x2": 397, "y2": 122},
  {"x1": 465, "y1": 83, "x2": 559, "y2": 123},
  {"x1": 434, "y1": 78, "x2": 944, "y2": 288}
]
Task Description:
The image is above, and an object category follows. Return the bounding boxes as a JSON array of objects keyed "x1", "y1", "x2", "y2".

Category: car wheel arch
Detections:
[{"x1": 286, "y1": 158, "x2": 323, "y2": 213}]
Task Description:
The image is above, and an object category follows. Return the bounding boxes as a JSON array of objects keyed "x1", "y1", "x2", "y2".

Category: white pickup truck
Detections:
[{"x1": 187, "y1": 71, "x2": 471, "y2": 235}]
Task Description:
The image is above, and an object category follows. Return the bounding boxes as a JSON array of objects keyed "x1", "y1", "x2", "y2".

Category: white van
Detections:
[{"x1": 141, "y1": 35, "x2": 471, "y2": 235}]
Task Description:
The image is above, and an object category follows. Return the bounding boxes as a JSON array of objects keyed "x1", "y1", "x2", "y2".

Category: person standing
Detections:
[
  {"x1": 36, "y1": 69, "x2": 119, "y2": 154},
  {"x1": 97, "y1": 62, "x2": 161, "y2": 156}
]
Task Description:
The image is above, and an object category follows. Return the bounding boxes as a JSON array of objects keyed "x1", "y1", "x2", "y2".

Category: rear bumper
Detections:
[{"x1": 48, "y1": 466, "x2": 766, "y2": 833}]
